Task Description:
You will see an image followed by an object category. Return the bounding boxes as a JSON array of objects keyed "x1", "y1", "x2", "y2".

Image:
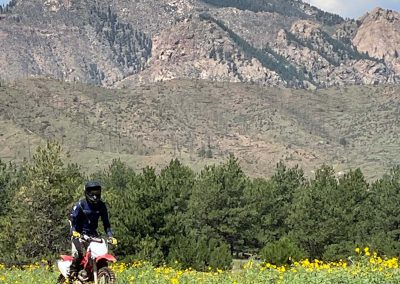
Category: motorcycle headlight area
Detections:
[{"x1": 88, "y1": 239, "x2": 108, "y2": 258}]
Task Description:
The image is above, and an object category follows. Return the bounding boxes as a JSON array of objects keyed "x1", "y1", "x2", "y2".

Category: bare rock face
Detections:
[
  {"x1": 272, "y1": 20, "x2": 397, "y2": 87},
  {"x1": 333, "y1": 20, "x2": 358, "y2": 44},
  {"x1": 208, "y1": 7, "x2": 297, "y2": 48},
  {"x1": 113, "y1": 0, "x2": 197, "y2": 35},
  {"x1": 44, "y1": 0, "x2": 73, "y2": 12},
  {"x1": 290, "y1": 20, "x2": 322, "y2": 39},
  {"x1": 353, "y1": 8, "x2": 400, "y2": 73},
  {"x1": 118, "y1": 16, "x2": 283, "y2": 87}
]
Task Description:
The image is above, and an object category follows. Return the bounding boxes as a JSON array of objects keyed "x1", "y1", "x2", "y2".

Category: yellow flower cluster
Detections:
[
  {"x1": 261, "y1": 258, "x2": 348, "y2": 275},
  {"x1": 263, "y1": 247, "x2": 399, "y2": 277},
  {"x1": 1, "y1": 248, "x2": 400, "y2": 284}
]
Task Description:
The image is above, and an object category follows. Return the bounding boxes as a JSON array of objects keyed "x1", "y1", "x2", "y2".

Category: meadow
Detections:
[{"x1": 1, "y1": 248, "x2": 400, "y2": 284}]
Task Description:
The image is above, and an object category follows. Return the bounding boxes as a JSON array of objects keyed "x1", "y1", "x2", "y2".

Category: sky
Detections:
[
  {"x1": 307, "y1": 0, "x2": 400, "y2": 19},
  {"x1": 0, "y1": 0, "x2": 399, "y2": 19}
]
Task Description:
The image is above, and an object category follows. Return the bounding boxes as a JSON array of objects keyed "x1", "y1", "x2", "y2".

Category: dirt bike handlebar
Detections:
[{"x1": 78, "y1": 234, "x2": 116, "y2": 245}]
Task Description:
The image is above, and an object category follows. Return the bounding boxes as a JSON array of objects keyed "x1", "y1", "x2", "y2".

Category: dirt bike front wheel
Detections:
[
  {"x1": 98, "y1": 267, "x2": 116, "y2": 284},
  {"x1": 56, "y1": 274, "x2": 67, "y2": 284},
  {"x1": 56, "y1": 274, "x2": 83, "y2": 284}
]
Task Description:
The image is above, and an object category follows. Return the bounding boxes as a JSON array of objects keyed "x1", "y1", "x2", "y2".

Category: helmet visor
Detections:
[{"x1": 87, "y1": 189, "x2": 101, "y2": 203}]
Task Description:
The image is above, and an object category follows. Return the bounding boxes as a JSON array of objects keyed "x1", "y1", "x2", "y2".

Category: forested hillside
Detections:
[{"x1": 201, "y1": 0, "x2": 344, "y2": 25}]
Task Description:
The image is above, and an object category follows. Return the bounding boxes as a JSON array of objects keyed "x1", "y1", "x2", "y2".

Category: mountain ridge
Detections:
[{"x1": 0, "y1": 0, "x2": 399, "y2": 88}]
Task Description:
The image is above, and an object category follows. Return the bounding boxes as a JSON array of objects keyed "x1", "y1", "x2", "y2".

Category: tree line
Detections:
[
  {"x1": 200, "y1": 0, "x2": 343, "y2": 25},
  {"x1": 0, "y1": 0, "x2": 16, "y2": 14},
  {"x1": 200, "y1": 13, "x2": 307, "y2": 88},
  {"x1": 1, "y1": 142, "x2": 400, "y2": 270}
]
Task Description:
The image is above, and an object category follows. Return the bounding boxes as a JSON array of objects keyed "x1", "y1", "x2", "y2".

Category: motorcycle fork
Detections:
[{"x1": 93, "y1": 258, "x2": 98, "y2": 284}]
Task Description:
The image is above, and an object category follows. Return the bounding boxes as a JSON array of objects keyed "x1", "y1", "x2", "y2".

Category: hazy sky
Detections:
[
  {"x1": 307, "y1": 0, "x2": 400, "y2": 18},
  {"x1": 0, "y1": 0, "x2": 399, "y2": 19}
]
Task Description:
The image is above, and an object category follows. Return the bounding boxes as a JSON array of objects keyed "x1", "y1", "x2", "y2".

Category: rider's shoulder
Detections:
[{"x1": 74, "y1": 198, "x2": 87, "y2": 208}]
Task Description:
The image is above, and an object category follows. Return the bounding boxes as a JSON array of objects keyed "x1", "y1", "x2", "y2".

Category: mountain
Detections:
[
  {"x1": 1, "y1": 1, "x2": 400, "y2": 181},
  {"x1": 0, "y1": 0, "x2": 399, "y2": 88}
]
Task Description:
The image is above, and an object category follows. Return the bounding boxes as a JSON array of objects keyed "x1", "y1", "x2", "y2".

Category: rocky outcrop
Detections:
[
  {"x1": 118, "y1": 17, "x2": 283, "y2": 87},
  {"x1": 43, "y1": 0, "x2": 73, "y2": 12},
  {"x1": 333, "y1": 20, "x2": 358, "y2": 44},
  {"x1": 353, "y1": 8, "x2": 400, "y2": 73},
  {"x1": 272, "y1": 20, "x2": 398, "y2": 87}
]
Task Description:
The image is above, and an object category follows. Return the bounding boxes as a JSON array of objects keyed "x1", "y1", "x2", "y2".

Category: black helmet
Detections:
[{"x1": 85, "y1": 181, "x2": 102, "y2": 204}]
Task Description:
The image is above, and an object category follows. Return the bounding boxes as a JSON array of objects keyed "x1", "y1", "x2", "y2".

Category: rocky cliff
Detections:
[
  {"x1": 353, "y1": 8, "x2": 400, "y2": 74},
  {"x1": 0, "y1": 0, "x2": 399, "y2": 88}
]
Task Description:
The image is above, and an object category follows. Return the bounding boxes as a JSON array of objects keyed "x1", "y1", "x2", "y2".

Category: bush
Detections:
[
  {"x1": 367, "y1": 232, "x2": 400, "y2": 258},
  {"x1": 260, "y1": 237, "x2": 305, "y2": 265},
  {"x1": 134, "y1": 236, "x2": 164, "y2": 266},
  {"x1": 322, "y1": 242, "x2": 357, "y2": 261},
  {"x1": 168, "y1": 234, "x2": 232, "y2": 271},
  {"x1": 208, "y1": 239, "x2": 232, "y2": 270}
]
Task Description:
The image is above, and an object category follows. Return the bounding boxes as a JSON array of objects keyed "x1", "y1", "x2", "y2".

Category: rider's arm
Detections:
[
  {"x1": 100, "y1": 203, "x2": 113, "y2": 237},
  {"x1": 69, "y1": 201, "x2": 82, "y2": 234}
]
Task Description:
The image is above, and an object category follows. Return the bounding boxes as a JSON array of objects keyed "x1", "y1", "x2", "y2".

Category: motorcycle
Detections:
[{"x1": 56, "y1": 235, "x2": 117, "y2": 284}]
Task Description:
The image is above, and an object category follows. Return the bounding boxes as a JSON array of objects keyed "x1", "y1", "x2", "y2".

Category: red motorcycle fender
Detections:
[
  {"x1": 60, "y1": 255, "x2": 74, "y2": 261},
  {"x1": 96, "y1": 254, "x2": 117, "y2": 263}
]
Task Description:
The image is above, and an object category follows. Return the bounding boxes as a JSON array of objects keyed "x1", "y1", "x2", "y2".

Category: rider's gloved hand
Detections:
[
  {"x1": 72, "y1": 231, "x2": 81, "y2": 239},
  {"x1": 108, "y1": 237, "x2": 118, "y2": 245}
]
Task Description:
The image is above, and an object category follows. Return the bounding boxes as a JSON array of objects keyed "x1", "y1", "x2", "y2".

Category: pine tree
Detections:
[
  {"x1": 187, "y1": 154, "x2": 252, "y2": 255},
  {"x1": 4, "y1": 142, "x2": 83, "y2": 262},
  {"x1": 368, "y1": 167, "x2": 400, "y2": 256},
  {"x1": 288, "y1": 166, "x2": 338, "y2": 259},
  {"x1": 247, "y1": 163, "x2": 305, "y2": 249}
]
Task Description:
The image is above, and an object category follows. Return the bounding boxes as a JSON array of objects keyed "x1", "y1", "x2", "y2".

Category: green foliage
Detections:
[
  {"x1": 288, "y1": 166, "x2": 340, "y2": 258},
  {"x1": 0, "y1": 160, "x2": 20, "y2": 262},
  {"x1": 88, "y1": 5, "x2": 152, "y2": 82},
  {"x1": 284, "y1": 30, "x2": 376, "y2": 69},
  {"x1": 95, "y1": 159, "x2": 139, "y2": 257},
  {"x1": 288, "y1": 167, "x2": 371, "y2": 260},
  {"x1": 200, "y1": 0, "x2": 343, "y2": 25},
  {"x1": 260, "y1": 237, "x2": 305, "y2": 265},
  {"x1": 200, "y1": 13, "x2": 306, "y2": 87},
  {"x1": 367, "y1": 167, "x2": 400, "y2": 257},
  {"x1": 247, "y1": 163, "x2": 305, "y2": 250},
  {"x1": 335, "y1": 169, "x2": 371, "y2": 245},
  {"x1": 97, "y1": 159, "x2": 195, "y2": 264},
  {"x1": 134, "y1": 236, "x2": 164, "y2": 265},
  {"x1": 188, "y1": 154, "x2": 253, "y2": 254},
  {"x1": 322, "y1": 241, "x2": 359, "y2": 261},
  {"x1": 0, "y1": 142, "x2": 84, "y2": 264},
  {"x1": 0, "y1": 160, "x2": 17, "y2": 216},
  {"x1": 3, "y1": 141, "x2": 400, "y2": 266},
  {"x1": 208, "y1": 240, "x2": 232, "y2": 270},
  {"x1": 156, "y1": 160, "x2": 195, "y2": 254},
  {"x1": 168, "y1": 233, "x2": 232, "y2": 271},
  {"x1": 198, "y1": 145, "x2": 213, "y2": 158}
]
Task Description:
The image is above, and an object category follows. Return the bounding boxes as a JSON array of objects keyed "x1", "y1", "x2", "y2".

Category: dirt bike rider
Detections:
[{"x1": 68, "y1": 181, "x2": 117, "y2": 279}]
